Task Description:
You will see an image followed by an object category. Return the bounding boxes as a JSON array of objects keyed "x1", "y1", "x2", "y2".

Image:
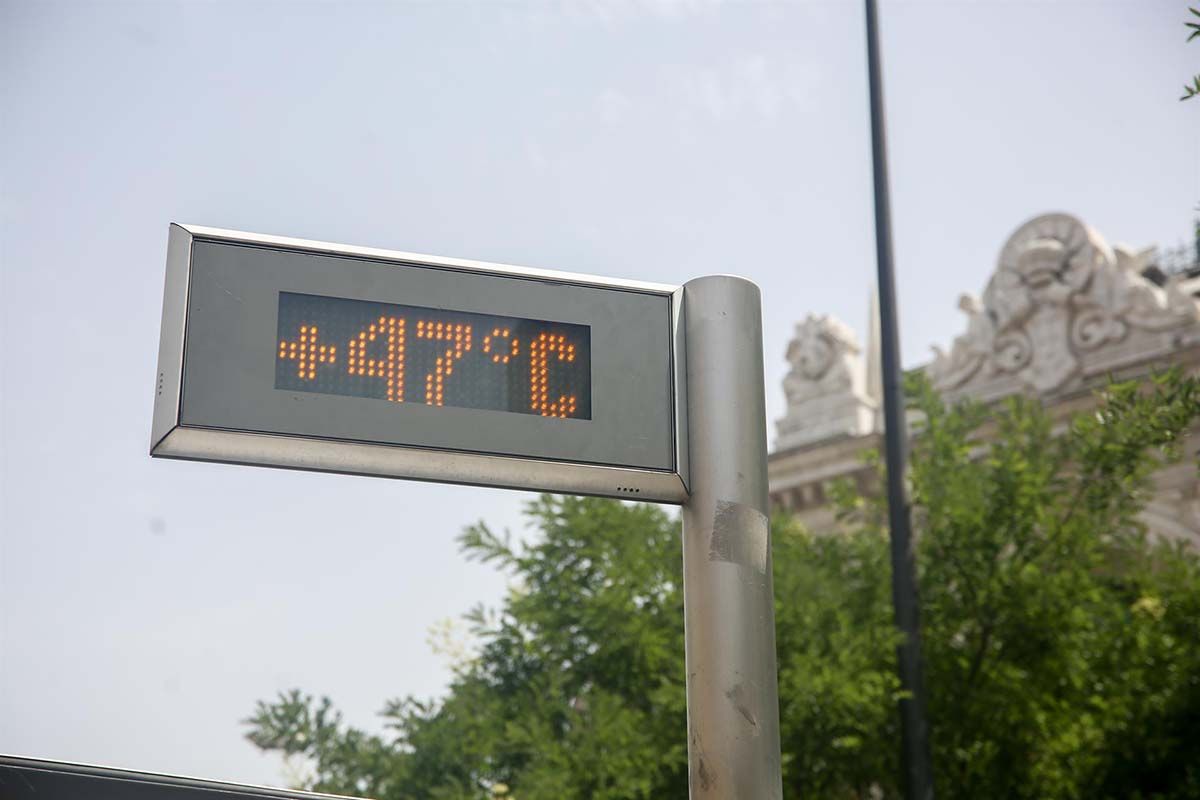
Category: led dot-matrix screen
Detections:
[{"x1": 275, "y1": 291, "x2": 592, "y2": 420}]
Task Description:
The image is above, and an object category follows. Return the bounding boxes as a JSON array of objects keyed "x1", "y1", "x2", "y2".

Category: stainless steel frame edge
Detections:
[
  {"x1": 149, "y1": 223, "x2": 194, "y2": 452},
  {"x1": 671, "y1": 286, "x2": 690, "y2": 494},
  {"x1": 154, "y1": 427, "x2": 688, "y2": 503}
]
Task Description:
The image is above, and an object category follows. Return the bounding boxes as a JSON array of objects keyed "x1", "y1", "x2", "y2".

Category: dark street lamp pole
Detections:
[{"x1": 863, "y1": 2, "x2": 935, "y2": 798}]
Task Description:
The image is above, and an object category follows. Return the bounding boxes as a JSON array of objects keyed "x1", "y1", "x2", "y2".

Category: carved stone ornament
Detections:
[
  {"x1": 927, "y1": 213, "x2": 1200, "y2": 397},
  {"x1": 783, "y1": 315, "x2": 859, "y2": 400},
  {"x1": 776, "y1": 314, "x2": 877, "y2": 450}
]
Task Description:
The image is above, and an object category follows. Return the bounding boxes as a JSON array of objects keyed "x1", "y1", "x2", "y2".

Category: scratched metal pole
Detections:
[
  {"x1": 864, "y1": 1, "x2": 935, "y2": 798},
  {"x1": 681, "y1": 275, "x2": 782, "y2": 799}
]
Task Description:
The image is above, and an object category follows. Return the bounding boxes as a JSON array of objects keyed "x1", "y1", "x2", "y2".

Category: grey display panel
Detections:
[{"x1": 151, "y1": 225, "x2": 689, "y2": 502}]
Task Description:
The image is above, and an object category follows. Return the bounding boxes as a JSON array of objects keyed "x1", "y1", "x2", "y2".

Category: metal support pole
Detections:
[
  {"x1": 681, "y1": 275, "x2": 782, "y2": 800},
  {"x1": 864, "y1": 1, "x2": 935, "y2": 798}
]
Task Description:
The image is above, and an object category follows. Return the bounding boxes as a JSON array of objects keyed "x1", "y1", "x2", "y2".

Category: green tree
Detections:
[
  {"x1": 246, "y1": 372, "x2": 1200, "y2": 799},
  {"x1": 905, "y1": 372, "x2": 1200, "y2": 798},
  {"x1": 248, "y1": 498, "x2": 693, "y2": 800},
  {"x1": 1184, "y1": 6, "x2": 1200, "y2": 100}
]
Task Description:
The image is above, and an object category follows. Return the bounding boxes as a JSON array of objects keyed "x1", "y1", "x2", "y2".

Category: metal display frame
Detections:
[{"x1": 150, "y1": 224, "x2": 690, "y2": 503}]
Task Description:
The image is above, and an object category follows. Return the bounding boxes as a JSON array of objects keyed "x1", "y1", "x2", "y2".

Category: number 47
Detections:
[{"x1": 278, "y1": 318, "x2": 579, "y2": 418}]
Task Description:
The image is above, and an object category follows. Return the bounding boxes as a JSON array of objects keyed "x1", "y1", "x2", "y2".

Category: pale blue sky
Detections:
[{"x1": 2, "y1": 0, "x2": 1197, "y2": 789}]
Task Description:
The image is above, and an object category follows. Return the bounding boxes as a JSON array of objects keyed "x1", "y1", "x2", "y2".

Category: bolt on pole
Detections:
[
  {"x1": 681, "y1": 275, "x2": 783, "y2": 800},
  {"x1": 863, "y1": 1, "x2": 936, "y2": 798}
]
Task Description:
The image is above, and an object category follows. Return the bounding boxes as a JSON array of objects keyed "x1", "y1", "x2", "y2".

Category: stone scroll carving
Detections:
[
  {"x1": 927, "y1": 213, "x2": 1200, "y2": 398},
  {"x1": 775, "y1": 314, "x2": 878, "y2": 450}
]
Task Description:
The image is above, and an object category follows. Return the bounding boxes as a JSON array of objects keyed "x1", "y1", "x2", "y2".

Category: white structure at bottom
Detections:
[{"x1": 768, "y1": 212, "x2": 1200, "y2": 543}]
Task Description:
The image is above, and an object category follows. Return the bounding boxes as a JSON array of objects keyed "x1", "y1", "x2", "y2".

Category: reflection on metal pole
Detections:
[
  {"x1": 681, "y1": 276, "x2": 783, "y2": 799},
  {"x1": 863, "y1": 1, "x2": 935, "y2": 798}
]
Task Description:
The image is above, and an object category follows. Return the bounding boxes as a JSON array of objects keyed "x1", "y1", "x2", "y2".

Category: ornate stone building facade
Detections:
[{"x1": 767, "y1": 213, "x2": 1200, "y2": 543}]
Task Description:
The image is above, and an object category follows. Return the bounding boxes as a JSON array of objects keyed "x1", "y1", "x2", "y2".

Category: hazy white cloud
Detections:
[
  {"x1": 594, "y1": 87, "x2": 633, "y2": 125},
  {"x1": 664, "y1": 54, "x2": 820, "y2": 122},
  {"x1": 505, "y1": 0, "x2": 725, "y2": 28},
  {"x1": 573, "y1": 0, "x2": 725, "y2": 23},
  {"x1": 523, "y1": 137, "x2": 550, "y2": 173}
]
